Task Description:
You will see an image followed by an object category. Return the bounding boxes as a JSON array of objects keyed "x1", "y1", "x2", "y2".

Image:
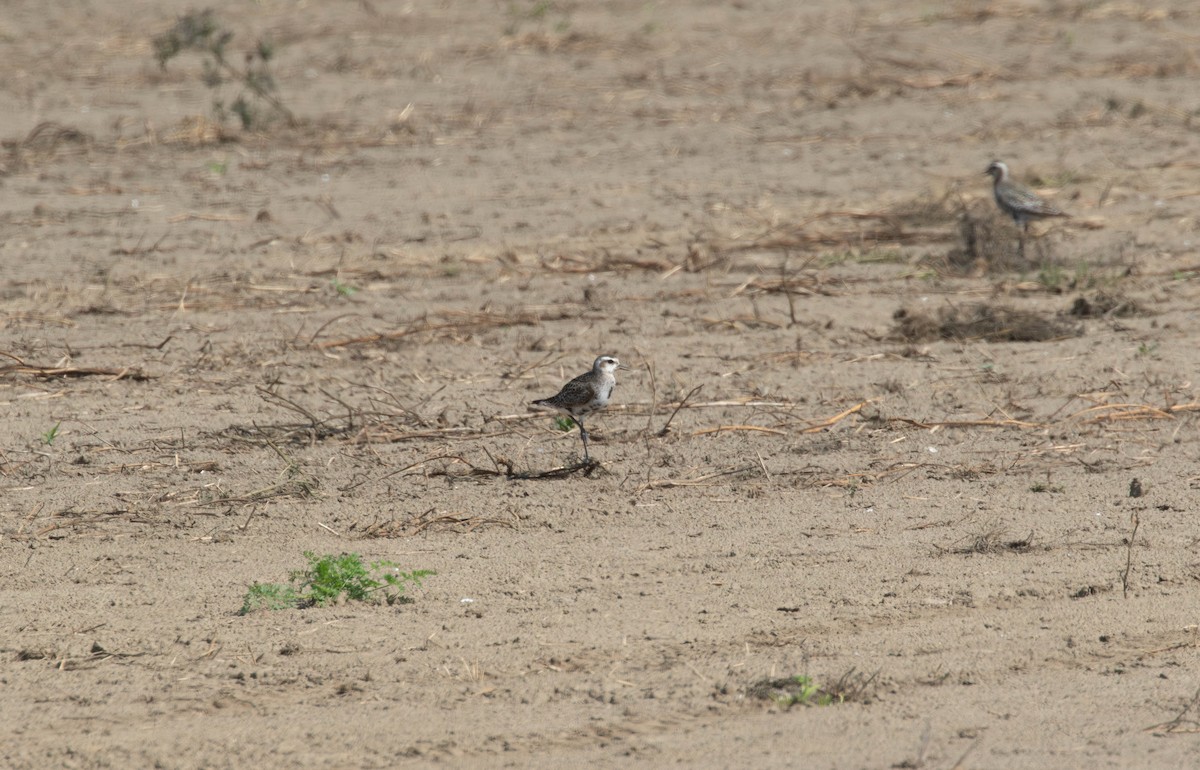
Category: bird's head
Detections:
[
  {"x1": 593, "y1": 355, "x2": 625, "y2": 374},
  {"x1": 984, "y1": 160, "x2": 1009, "y2": 182}
]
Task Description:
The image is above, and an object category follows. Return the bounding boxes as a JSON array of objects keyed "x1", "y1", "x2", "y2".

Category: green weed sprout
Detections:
[
  {"x1": 240, "y1": 583, "x2": 300, "y2": 614},
  {"x1": 239, "y1": 552, "x2": 433, "y2": 614},
  {"x1": 748, "y1": 670, "x2": 878, "y2": 709},
  {"x1": 772, "y1": 675, "x2": 836, "y2": 707},
  {"x1": 331, "y1": 277, "x2": 358, "y2": 297},
  {"x1": 153, "y1": 10, "x2": 295, "y2": 129}
]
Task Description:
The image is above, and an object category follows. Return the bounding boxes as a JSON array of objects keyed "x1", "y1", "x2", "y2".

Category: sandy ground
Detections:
[{"x1": 4, "y1": 1, "x2": 1200, "y2": 767}]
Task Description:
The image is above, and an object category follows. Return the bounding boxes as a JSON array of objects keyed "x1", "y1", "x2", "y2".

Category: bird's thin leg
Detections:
[{"x1": 576, "y1": 417, "x2": 590, "y2": 463}]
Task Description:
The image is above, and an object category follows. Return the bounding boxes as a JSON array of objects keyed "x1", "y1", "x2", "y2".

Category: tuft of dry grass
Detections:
[
  {"x1": 747, "y1": 667, "x2": 879, "y2": 708},
  {"x1": 2, "y1": 121, "x2": 94, "y2": 172},
  {"x1": 353, "y1": 507, "x2": 516, "y2": 537},
  {"x1": 1069, "y1": 291, "x2": 1146, "y2": 318},
  {"x1": 942, "y1": 199, "x2": 1055, "y2": 274},
  {"x1": 891, "y1": 302, "x2": 1079, "y2": 343},
  {"x1": 938, "y1": 525, "x2": 1037, "y2": 556}
]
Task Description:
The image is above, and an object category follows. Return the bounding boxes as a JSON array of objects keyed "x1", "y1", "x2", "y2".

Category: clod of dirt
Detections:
[
  {"x1": 892, "y1": 303, "x2": 1080, "y2": 343},
  {"x1": 16, "y1": 649, "x2": 49, "y2": 661},
  {"x1": 1071, "y1": 585, "x2": 1112, "y2": 599}
]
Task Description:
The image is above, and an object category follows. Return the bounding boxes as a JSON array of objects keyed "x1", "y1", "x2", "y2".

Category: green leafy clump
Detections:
[
  {"x1": 295, "y1": 551, "x2": 429, "y2": 605},
  {"x1": 748, "y1": 669, "x2": 878, "y2": 709},
  {"x1": 240, "y1": 582, "x2": 300, "y2": 614},
  {"x1": 239, "y1": 552, "x2": 433, "y2": 614},
  {"x1": 770, "y1": 675, "x2": 837, "y2": 707},
  {"x1": 153, "y1": 9, "x2": 294, "y2": 130},
  {"x1": 331, "y1": 277, "x2": 358, "y2": 298}
]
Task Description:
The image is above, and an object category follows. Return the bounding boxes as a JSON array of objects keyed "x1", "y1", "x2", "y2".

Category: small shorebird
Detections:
[
  {"x1": 984, "y1": 160, "x2": 1070, "y2": 256},
  {"x1": 531, "y1": 355, "x2": 624, "y2": 463}
]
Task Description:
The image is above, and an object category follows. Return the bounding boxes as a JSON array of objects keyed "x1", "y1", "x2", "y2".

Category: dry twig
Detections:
[
  {"x1": 659, "y1": 385, "x2": 702, "y2": 436},
  {"x1": 1122, "y1": 512, "x2": 1140, "y2": 599},
  {"x1": 1145, "y1": 687, "x2": 1200, "y2": 734},
  {"x1": 0, "y1": 352, "x2": 149, "y2": 381}
]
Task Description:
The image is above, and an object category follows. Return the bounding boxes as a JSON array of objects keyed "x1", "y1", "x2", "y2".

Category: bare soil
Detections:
[{"x1": 4, "y1": 1, "x2": 1200, "y2": 768}]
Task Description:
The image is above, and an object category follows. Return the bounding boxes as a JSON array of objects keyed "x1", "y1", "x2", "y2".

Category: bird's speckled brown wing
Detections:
[
  {"x1": 534, "y1": 372, "x2": 598, "y2": 412},
  {"x1": 996, "y1": 180, "x2": 1068, "y2": 220}
]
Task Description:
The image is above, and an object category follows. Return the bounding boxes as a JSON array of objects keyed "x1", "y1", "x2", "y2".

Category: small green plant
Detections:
[
  {"x1": 41, "y1": 421, "x2": 61, "y2": 446},
  {"x1": 504, "y1": 0, "x2": 572, "y2": 36},
  {"x1": 240, "y1": 582, "x2": 299, "y2": 614},
  {"x1": 153, "y1": 10, "x2": 294, "y2": 130},
  {"x1": 752, "y1": 675, "x2": 838, "y2": 708},
  {"x1": 774, "y1": 675, "x2": 832, "y2": 707},
  {"x1": 239, "y1": 552, "x2": 433, "y2": 614},
  {"x1": 1071, "y1": 263, "x2": 1095, "y2": 290},
  {"x1": 331, "y1": 277, "x2": 358, "y2": 298},
  {"x1": 819, "y1": 249, "x2": 905, "y2": 268},
  {"x1": 1037, "y1": 263, "x2": 1067, "y2": 290},
  {"x1": 552, "y1": 415, "x2": 576, "y2": 432},
  {"x1": 295, "y1": 552, "x2": 418, "y2": 605},
  {"x1": 1137, "y1": 342, "x2": 1159, "y2": 357},
  {"x1": 749, "y1": 668, "x2": 877, "y2": 709},
  {"x1": 1034, "y1": 262, "x2": 1094, "y2": 292}
]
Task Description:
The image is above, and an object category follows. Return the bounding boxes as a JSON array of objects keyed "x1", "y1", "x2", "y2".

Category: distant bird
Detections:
[
  {"x1": 985, "y1": 161, "x2": 1070, "y2": 256},
  {"x1": 532, "y1": 355, "x2": 624, "y2": 464},
  {"x1": 985, "y1": 160, "x2": 1070, "y2": 231}
]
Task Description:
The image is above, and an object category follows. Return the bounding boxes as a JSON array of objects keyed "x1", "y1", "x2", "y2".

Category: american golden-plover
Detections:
[
  {"x1": 985, "y1": 160, "x2": 1070, "y2": 256},
  {"x1": 532, "y1": 355, "x2": 624, "y2": 463}
]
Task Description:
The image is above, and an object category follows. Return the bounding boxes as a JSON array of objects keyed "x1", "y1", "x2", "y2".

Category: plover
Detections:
[
  {"x1": 984, "y1": 161, "x2": 1070, "y2": 257},
  {"x1": 985, "y1": 159, "x2": 1070, "y2": 224},
  {"x1": 531, "y1": 355, "x2": 624, "y2": 463}
]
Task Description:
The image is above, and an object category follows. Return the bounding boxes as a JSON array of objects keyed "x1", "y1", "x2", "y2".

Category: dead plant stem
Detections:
[
  {"x1": 659, "y1": 385, "x2": 702, "y2": 436},
  {"x1": 1122, "y1": 512, "x2": 1140, "y2": 598}
]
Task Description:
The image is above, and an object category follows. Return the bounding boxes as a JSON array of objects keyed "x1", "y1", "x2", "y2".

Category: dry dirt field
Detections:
[{"x1": 4, "y1": 1, "x2": 1200, "y2": 768}]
